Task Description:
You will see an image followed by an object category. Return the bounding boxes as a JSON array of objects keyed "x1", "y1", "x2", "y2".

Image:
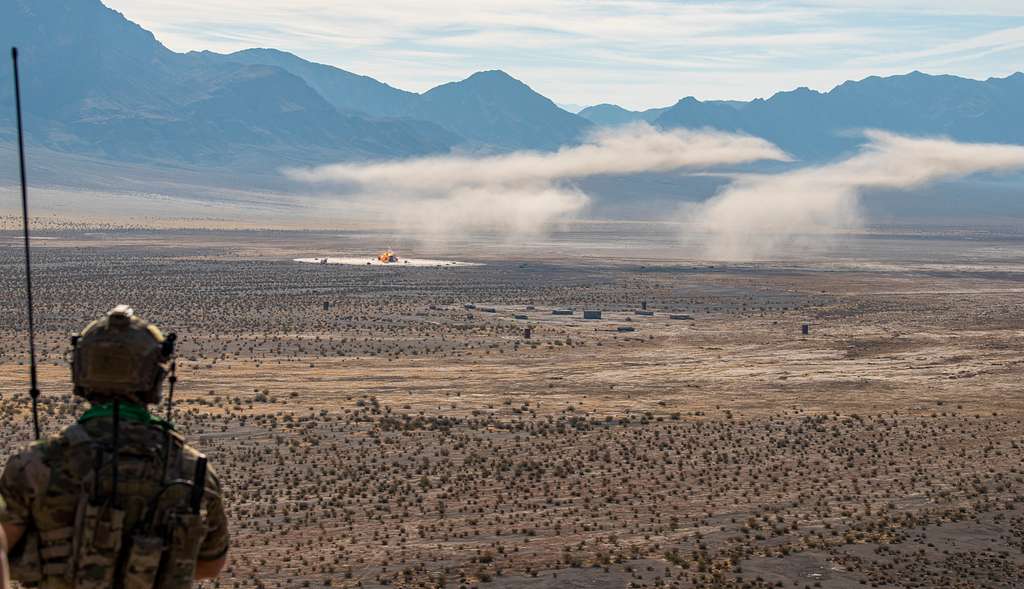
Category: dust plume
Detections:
[
  {"x1": 687, "y1": 131, "x2": 1024, "y2": 260},
  {"x1": 288, "y1": 124, "x2": 788, "y2": 236}
]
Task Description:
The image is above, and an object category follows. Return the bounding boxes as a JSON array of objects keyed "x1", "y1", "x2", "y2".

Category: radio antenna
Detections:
[{"x1": 12, "y1": 47, "x2": 41, "y2": 440}]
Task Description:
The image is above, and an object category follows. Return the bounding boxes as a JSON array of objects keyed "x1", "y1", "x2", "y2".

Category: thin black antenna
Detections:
[
  {"x1": 111, "y1": 400, "x2": 120, "y2": 505},
  {"x1": 162, "y1": 359, "x2": 177, "y2": 483},
  {"x1": 12, "y1": 47, "x2": 40, "y2": 441},
  {"x1": 165, "y1": 358, "x2": 177, "y2": 422}
]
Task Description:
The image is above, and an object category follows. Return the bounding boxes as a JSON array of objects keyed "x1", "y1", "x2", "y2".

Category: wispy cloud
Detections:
[
  {"x1": 288, "y1": 124, "x2": 788, "y2": 237},
  {"x1": 103, "y1": 0, "x2": 1024, "y2": 108},
  {"x1": 812, "y1": 1, "x2": 1024, "y2": 18},
  {"x1": 850, "y1": 26, "x2": 1024, "y2": 69},
  {"x1": 685, "y1": 131, "x2": 1024, "y2": 260}
]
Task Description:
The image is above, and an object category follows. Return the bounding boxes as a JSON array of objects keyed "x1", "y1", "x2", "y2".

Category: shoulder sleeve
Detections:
[
  {"x1": 197, "y1": 463, "x2": 230, "y2": 561},
  {"x1": 0, "y1": 444, "x2": 50, "y2": 528}
]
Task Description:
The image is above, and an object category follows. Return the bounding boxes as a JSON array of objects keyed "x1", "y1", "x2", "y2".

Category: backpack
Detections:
[{"x1": 9, "y1": 420, "x2": 209, "y2": 589}]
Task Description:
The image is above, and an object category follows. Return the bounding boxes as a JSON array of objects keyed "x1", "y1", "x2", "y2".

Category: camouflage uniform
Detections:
[
  {"x1": 0, "y1": 413, "x2": 229, "y2": 588},
  {"x1": 0, "y1": 307, "x2": 229, "y2": 588}
]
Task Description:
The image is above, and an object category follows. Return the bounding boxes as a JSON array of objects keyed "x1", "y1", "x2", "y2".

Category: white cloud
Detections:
[
  {"x1": 849, "y1": 26, "x2": 1024, "y2": 70},
  {"x1": 289, "y1": 124, "x2": 788, "y2": 238},
  {"x1": 685, "y1": 131, "x2": 1024, "y2": 260},
  {"x1": 100, "y1": 0, "x2": 1024, "y2": 108},
  {"x1": 813, "y1": 1, "x2": 1024, "y2": 17}
]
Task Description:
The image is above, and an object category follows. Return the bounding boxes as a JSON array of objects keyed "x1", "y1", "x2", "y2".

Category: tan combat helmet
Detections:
[{"x1": 70, "y1": 305, "x2": 176, "y2": 405}]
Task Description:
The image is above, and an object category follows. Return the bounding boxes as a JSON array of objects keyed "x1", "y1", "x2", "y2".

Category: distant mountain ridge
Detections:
[
  {"x1": 582, "y1": 73, "x2": 1024, "y2": 161},
  {"x1": 216, "y1": 53, "x2": 592, "y2": 151},
  {"x1": 1, "y1": 0, "x2": 1023, "y2": 172},
  {"x1": 0, "y1": 0, "x2": 460, "y2": 168},
  {"x1": 0, "y1": 0, "x2": 590, "y2": 168},
  {"x1": 217, "y1": 48, "x2": 419, "y2": 118},
  {"x1": 577, "y1": 104, "x2": 667, "y2": 126},
  {"x1": 406, "y1": 70, "x2": 591, "y2": 151}
]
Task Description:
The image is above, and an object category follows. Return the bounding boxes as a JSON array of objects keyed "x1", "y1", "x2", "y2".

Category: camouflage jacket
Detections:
[{"x1": 0, "y1": 410, "x2": 229, "y2": 588}]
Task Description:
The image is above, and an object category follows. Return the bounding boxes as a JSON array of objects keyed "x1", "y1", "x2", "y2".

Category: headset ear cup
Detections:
[
  {"x1": 161, "y1": 333, "x2": 177, "y2": 359},
  {"x1": 145, "y1": 364, "x2": 165, "y2": 404},
  {"x1": 70, "y1": 337, "x2": 82, "y2": 397}
]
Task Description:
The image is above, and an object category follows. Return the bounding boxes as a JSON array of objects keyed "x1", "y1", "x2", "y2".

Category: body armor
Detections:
[
  {"x1": 3, "y1": 306, "x2": 227, "y2": 588},
  {"x1": 7, "y1": 418, "x2": 218, "y2": 589}
]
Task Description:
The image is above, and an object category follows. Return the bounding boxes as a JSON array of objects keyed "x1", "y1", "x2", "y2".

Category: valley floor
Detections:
[{"x1": 1, "y1": 226, "x2": 1022, "y2": 588}]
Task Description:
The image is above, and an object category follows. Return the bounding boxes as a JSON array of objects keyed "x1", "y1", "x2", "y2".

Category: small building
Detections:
[
  {"x1": 480, "y1": 307, "x2": 497, "y2": 313},
  {"x1": 617, "y1": 326, "x2": 636, "y2": 332},
  {"x1": 514, "y1": 314, "x2": 528, "y2": 320},
  {"x1": 583, "y1": 310, "x2": 602, "y2": 320},
  {"x1": 635, "y1": 310, "x2": 654, "y2": 316},
  {"x1": 669, "y1": 314, "x2": 693, "y2": 320},
  {"x1": 552, "y1": 309, "x2": 574, "y2": 316}
]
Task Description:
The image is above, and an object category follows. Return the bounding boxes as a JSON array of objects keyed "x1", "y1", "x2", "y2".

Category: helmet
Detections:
[{"x1": 70, "y1": 305, "x2": 176, "y2": 405}]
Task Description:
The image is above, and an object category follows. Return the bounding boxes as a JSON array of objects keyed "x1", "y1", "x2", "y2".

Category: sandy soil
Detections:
[{"x1": 1, "y1": 225, "x2": 1022, "y2": 588}]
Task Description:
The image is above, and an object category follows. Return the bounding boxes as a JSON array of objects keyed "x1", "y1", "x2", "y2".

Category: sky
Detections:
[{"x1": 101, "y1": 0, "x2": 1024, "y2": 111}]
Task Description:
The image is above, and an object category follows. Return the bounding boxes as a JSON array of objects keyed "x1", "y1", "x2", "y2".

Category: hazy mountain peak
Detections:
[
  {"x1": 233, "y1": 47, "x2": 298, "y2": 59},
  {"x1": 426, "y1": 69, "x2": 536, "y2": 97},
  {"x1": 0, "y1": 0, "x2": 459, "y2": 166},
  {"x1": 654, "y1": 69, "x2": 1024, "y2": 161},
  {"x1": 6, "y1": 0, "x2": 1024, "y2": 175},
  {"x1": 578, "y1": 103, "x2": 669, "y2": 126},
  {"x1": 4, "y1": 0, "x2": 171, "y2": 58},
  {"x1": 767, "y1": 86, "x2": 823, "y2": 103},
  {"x1": 213, "y1": 52, "x2": 591, "y2": 151},
  {"x1": 219, "y1": 47, "x2": 418, "y2": 118},
  {"x1": 414, "y1": 69, "x2": 591, "y2": 151},
  {"x1": 465, "y1": 69, "x2": 517, "y2": 81},
  {"x1": 587, "y1": 103, "x2": 627, "y2": 110}
]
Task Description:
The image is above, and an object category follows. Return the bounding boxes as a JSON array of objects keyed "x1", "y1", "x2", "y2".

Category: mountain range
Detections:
[
  {"x1": 0, "y1": 0, "x2": 590, "y2": 169},
  {"x1": 214, "y1": 50, "x2": 591, "y2": 151},
  {"x1": 2, "y1": 0, "x2": 1024, "y2": 174},
  {"x1": 581, "y1": 76, "x2": 1024, "y2": 161}
]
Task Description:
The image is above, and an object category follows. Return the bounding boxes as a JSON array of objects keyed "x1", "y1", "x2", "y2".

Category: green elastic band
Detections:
[{"x1": 79, "y1": 402, "x2": 174, "y2": 430}]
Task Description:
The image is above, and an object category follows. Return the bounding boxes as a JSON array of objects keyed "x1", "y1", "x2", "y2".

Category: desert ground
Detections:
[{"x1": 1, "y1": 221, "x2": 1023, "y2": 588}]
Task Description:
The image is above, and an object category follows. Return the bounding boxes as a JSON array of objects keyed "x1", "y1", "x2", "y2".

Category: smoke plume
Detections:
[
  {"x1": 289, "y1": 124, "x2": 788, "y2": 236},
  {"x1": 686, "y1": 131, "x2": 1024, "y2": 260}
]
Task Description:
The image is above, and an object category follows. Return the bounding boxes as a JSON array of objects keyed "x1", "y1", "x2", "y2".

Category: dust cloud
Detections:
[
  {"x1": 288, "y1": 124, "x2": 788, "y2": 237},
  {"x1": 686, "y1": 131, "x2": 1024, "y2": 261}
]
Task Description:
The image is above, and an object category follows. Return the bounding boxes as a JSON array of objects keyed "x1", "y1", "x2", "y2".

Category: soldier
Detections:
[{"x1": 0, "y1": 306, "x2": 229, "y2": 588}]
